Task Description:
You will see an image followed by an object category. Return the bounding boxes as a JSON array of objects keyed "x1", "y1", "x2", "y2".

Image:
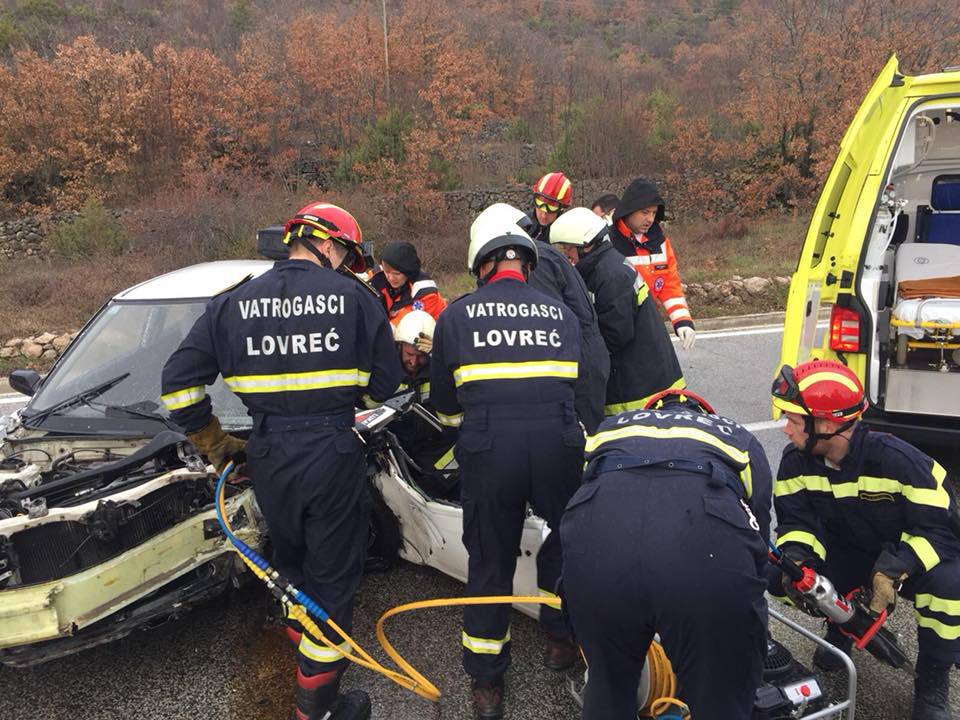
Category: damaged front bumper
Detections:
[{"x1": 0, "y1": 483, "x2": 259, "y2": 666}]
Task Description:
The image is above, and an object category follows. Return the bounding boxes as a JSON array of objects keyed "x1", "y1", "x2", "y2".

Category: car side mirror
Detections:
[{"x1": 9, "y1": 369, "x2": 42, "y2": 397}]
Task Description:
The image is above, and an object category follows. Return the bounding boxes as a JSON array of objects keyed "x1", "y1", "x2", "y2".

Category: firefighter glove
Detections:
[
  {"x1": 415, "y1": 331, "x2": 433, "y2": 354},
  {"x1": 869, "y1": 550, "x2": 909, "y2": 615},
  {"x1": 187, "y1": 416, "x2": 246, "y2": 472},
  {"x1": 677, "y1": 326, "x2": 696, "y2": 351}
]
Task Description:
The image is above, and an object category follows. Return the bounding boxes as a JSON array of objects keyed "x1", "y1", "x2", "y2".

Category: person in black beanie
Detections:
[{"x1": 370, "y1": 241, "x2": 447, "y2": 325}]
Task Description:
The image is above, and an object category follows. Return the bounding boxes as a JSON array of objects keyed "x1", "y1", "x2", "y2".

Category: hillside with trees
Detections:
[{"x1": 0, "y1": 0, "x2": 958, "y2": 345}]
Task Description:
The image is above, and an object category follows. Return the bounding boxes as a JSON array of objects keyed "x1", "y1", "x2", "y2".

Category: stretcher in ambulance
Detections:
[{"x1": 780, "y1": 56, "x2": 960, "y2": 444}]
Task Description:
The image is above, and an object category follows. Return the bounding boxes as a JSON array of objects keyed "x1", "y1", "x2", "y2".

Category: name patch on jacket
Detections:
[
  {"x1": 473, "y1": 328, "x2": 563, "y2": 348},
  {"x1": 237, "y1": 294, "x2": 346, "y2": 319},
  {"x1": 465, "y1": 302, "x2": 564, "y2": 321}
]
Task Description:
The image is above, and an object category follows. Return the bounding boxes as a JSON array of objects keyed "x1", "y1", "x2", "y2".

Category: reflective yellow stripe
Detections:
[
  {"x1": 915, "y1": 593, "x2": 960, "y2": 617},
  {"x1": 798, "y1": 371, "x2": 860, "y2": 393},
  {"x1": 555, "y1": 177, "x2": 571, "y2": 201},
  {"x1": 160, "y1": 385, "x2": 205, "y2": 411},
  {"x1": 775, "y1": 475, "x2": 833, "y2": 497},
  {"x1": 462, "y1": 630, "x2": 511, "y2": 655},
  {"x1": 437, "y1": 411, "x2": 463, "y2": 428},
  {"x1": 223, "y1": 368, "x2": 368, "y2": 394},
  {"x1": 453, "y1": 361, "x2": 578, "y2": 386},
  {"x1": 636, "y1": 282, "x2": 649, "y2": 306},
  {"x1": 603, "y1": 377, "x2": 686, "y2": 416},
  {"x1": 434, "y1": 445, "x2": 456, "y2": 470},
  {"x1": 740, "y1": 463, "x2": 753, "y2": 500},
  {"x1": 915, "y1": 613, "x2": 960, "y2": 640},
  {"x1": 538, "y1": 588, "x2": 562, "y2": 609},
  {"x1": 775, "y1": 473, "x2": 950, "y2": 509},
  {"x1": 587, "y1": 421, "x2": 747, "y2": 466},
  {"x1": 298, "y1": 636, "x2": 351, "y2": 663},
  {"x1": 902, "y1": 533, "x2": 940, "y2": 571},
  {"x1": 776, "y1": 530, "x2": 827, "y2": 561}
]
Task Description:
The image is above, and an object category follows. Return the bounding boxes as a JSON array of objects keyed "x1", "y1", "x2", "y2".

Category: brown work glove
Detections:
[
  {"x1": 869, "y1": 550, "x2": 909, "y2": 615},
  {"x1": 187, "y1": 416, "x2": 246, "y2": 473},
  {"x1": 415, "y1": 331, "x2": 433, "y2": 354}
]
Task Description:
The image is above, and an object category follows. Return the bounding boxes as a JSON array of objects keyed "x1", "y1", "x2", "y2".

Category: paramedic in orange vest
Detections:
[
  {"x1": 609, "y1": 178, "x2": 696, "y2": 351},
  {"x1": 370, "y1": 241, "x2": 447, "y2": 325}
]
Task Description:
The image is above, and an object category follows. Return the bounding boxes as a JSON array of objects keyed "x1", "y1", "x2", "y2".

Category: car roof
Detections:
[{"x1": 114, "y1": 260, "x2": 275, "y2": 301}]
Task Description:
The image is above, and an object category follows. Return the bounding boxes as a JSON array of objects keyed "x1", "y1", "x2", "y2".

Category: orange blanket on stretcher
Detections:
[{"x1": 898, "y1": 275, "x2": 960, "y2": 299}]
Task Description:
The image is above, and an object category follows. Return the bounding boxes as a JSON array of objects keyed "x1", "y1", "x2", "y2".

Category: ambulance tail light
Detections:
[{"x1": 830, "y1": 305, "x2": 861, "y2": 352}]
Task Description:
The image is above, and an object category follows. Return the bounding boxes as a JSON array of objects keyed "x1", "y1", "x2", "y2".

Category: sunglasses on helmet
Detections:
[{"x1": 534, "y1": 197, "x2": 561, "y2": 213}]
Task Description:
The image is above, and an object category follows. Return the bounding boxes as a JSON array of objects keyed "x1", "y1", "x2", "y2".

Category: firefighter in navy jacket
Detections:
[
  {"x1": 429, "y1": 209, "x2": 584, "y2": 719},
  {"x1": 161, "y1": 202, "x2": 401, "y2": 720},
  {"x1": 561, "y1": 389, "x2": 772, "y2": 720},
  {"x1": 550, "y1": 207, "x2": 685, "y2": 416},
  {"x1": 484, "y1": 203, "x2": 609, "y2": 433},
  {"x1": 770, "y1": 360, "x2": 960, "y2": 720}
]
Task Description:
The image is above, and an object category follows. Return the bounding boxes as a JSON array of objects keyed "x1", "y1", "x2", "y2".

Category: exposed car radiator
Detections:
[{"x1": 3, "y1": 479, "x2": 212, "y2": 588}]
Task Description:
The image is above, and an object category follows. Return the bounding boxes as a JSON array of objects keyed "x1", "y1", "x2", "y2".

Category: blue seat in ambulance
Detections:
[{"x1": 917, "y1": 175, "x2": 960, "y2": 245}]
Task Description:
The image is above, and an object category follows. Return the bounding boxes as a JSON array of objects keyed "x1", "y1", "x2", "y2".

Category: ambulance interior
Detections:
[{"x1": 864, "y1": 105, "x2": 960, "y2": 416}]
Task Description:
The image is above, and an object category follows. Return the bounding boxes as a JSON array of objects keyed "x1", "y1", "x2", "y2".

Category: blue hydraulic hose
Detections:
[{"x1": 214, "y1": 461, "x2": 330, "y2": 622}]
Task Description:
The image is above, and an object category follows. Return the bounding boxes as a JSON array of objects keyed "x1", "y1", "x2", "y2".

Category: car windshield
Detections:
[{"x1": 27, "y1": 300, "x2": 250, "y2": 429}]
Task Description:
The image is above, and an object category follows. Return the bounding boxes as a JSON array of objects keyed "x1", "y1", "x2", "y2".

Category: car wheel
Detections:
[{"x1": 365, "y1": 485, "x2": 401, "y2": 573}]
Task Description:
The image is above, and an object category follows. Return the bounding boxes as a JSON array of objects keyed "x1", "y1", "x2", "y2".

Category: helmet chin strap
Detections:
[
  {"x1": 296, "y1": 236, "x2": 332, "y2": 269},
  {"x1": 803, "y1": 416, "x2": 856, "y2": 455}
]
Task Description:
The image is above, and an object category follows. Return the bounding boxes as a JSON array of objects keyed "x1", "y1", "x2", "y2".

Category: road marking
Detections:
[
  {"x1": 0, "y1": 394, "x2": 23, "y2": 407},
  {"x1": 671, "y1": 322, "x2": 828, "y2": 342},
  {"x1": 742, "y1": 419, "x2": 785, "y2": 433}
]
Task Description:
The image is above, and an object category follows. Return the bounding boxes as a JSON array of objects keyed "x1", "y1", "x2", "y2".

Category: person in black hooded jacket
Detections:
[
  {"x1": 551, "y1": 208, "x2": 685, "y2": 415},
  {"x1": 610, "y1": 177, "x2": 696, "y2": 351}
]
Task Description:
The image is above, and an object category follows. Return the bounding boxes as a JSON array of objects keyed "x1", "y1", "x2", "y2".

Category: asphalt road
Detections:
[{"x1": 0, "y1": 325, "x2": 957, "y2": 719}]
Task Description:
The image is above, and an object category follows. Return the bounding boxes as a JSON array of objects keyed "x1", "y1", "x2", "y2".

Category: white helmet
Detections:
[
  {"x1": 467, "y1": 203, "x2": 539, "y2": 275},
  {"x1": 549, "y1": 207, "x2": 609, "y2": 247},
  {"x1": 393, "y1": 310, "x2": 436, "y2": 346}
]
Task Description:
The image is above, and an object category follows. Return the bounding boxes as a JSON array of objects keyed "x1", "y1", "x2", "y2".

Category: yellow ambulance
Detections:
[{"x1": 779, "y1": 56, "x2": 960, "y2": 443}]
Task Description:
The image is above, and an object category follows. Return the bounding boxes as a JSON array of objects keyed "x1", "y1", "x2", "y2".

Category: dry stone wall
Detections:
[{"x1": 1, "y1": 332, "x2": 78, "y2": 363}]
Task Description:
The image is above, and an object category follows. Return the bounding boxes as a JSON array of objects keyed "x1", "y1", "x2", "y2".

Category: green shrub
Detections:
[
  {"x1": 427, "y1": 153, "x2": 461, "y2": 191},
  {"x1": 49, "y1": 200, "x2": 128, "y2": 260},
  {"x1": 334, "y1": 110, "x2": 413, "y2": 186},
  {"x1": 505, "y1": 116, "x2": 533, "y2": 142}
]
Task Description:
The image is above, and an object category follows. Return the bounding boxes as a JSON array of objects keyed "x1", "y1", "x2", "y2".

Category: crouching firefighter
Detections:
[
  {"x1": 560, "y1": 389, "x2": 773, "y2": 720},
  {"x1": 161, "y1": 202, "x2": 402, "y2": 720},
  {"x1": 770, "y1": 359, "x2": 960, "y2": 720},
  {"x1": 430, "y1": 212, "x2": 585, "y2": 718}
]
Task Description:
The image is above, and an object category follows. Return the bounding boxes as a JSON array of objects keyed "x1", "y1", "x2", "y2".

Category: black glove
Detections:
[{"x1": 778, "y1": 547, "x2": 822, "y2": 617}]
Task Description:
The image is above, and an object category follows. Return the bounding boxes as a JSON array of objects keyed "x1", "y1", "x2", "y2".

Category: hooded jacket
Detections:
[
  {"x1": 576, "y1": 240, "x2": 685, "y2": 415},
  {"x1": 610, "y1": 178, "x2": 693, "y2": 333}
]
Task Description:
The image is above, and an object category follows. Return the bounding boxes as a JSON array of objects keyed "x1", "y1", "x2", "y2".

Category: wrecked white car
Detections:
[{"x1": 0, "y1": 261, "x2": 269, "y2": 666}]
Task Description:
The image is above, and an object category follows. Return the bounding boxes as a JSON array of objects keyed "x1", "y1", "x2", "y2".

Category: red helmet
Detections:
[
  {"x1": 532, "y1": 171, "x2": 573, "y2": 210},
  {"x1": 283, "y1": 202, "x2": 366, "y2": 273},
  {"x1": 643, "y1": 387, "x2": 716, "y2": 415},
  {"x1": 772, "y1": 360, "x2": 865, "y2": 422}
]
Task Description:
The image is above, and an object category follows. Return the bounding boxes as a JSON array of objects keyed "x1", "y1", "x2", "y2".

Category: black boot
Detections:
[
  {"x1": 294, "y1": 668, "x2": 340, "y2": 720},
  {"x1": 471, "y1": 676, "x2": 505, "y2": 719},
  {"x1": 912, "y1": 655, "x2": 952, "y2": 720},
  {"x1": 813, "y1": 624, "x2": 853, "y2": 672},
  {"x1": 544, "y1": 635, "x2": 579, "y2": 671}
]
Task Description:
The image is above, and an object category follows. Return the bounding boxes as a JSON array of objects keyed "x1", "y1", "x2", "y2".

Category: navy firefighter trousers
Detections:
[
  {"x1": 457, "y1": 401, "x2": 585, "y2": 680},
  {"x1": 561, "y1": 469, "x2": 768, "y2": 720},
  {"x1": 246, "y1": 418, "x2": 370, "y2": 676}
]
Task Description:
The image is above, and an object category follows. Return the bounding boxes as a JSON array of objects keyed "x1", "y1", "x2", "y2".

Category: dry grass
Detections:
[
  {"x1": 667, "y1": 211, "x2": 808, "y2": 285},
  {"x1": 0, "y1": 208, "x2": 812, "y2": 375}
]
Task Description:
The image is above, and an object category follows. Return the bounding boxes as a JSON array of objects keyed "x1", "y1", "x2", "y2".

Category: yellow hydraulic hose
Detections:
[{"x1": 218, "y1": 468, "x2": 684, "y2": 712}]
